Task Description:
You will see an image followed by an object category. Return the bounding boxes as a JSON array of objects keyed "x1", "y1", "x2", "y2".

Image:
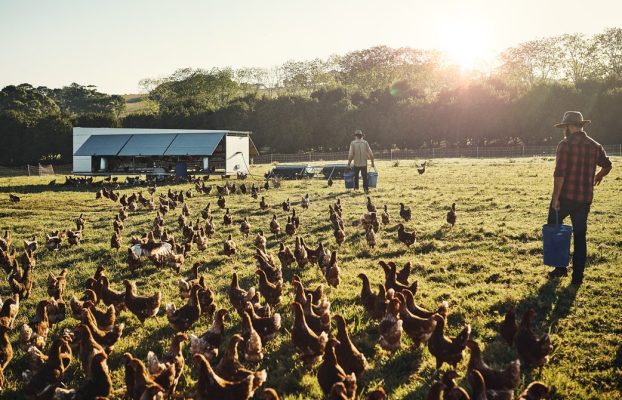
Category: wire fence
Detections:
[
  {"x1": 252, "y1": 144, "x2": 622, "y2": 164},
  {"x1": 0, "y1": 164, "x2": 73, "y2": 177},
  {"x1": 0, "y1": 144, "x2": 619, "y2": 176}
]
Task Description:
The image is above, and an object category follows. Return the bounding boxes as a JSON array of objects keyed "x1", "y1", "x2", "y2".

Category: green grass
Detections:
[{"x1": 1, "y1": 157, "x2": 621, "y2": 399}]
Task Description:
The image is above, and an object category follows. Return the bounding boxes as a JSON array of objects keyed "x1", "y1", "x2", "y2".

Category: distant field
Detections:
[
  {"x1": 0, "y1": 158, "x2": 620, "y2": 399},
  {"x1": 122, "y1": 93, "x2": 148, "y2": 115}
]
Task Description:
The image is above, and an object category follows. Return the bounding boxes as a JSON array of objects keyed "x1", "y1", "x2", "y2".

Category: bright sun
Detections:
[{"x1": 438, "y1": 19, "x2": 489, "y2": 70}]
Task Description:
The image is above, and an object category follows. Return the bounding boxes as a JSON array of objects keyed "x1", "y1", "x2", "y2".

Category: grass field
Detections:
[{"x1": 0, "y1": 158, "x2": 620, "y2": 399}]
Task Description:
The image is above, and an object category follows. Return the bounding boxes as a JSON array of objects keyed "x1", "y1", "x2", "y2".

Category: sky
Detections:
[{"x1": 1, "y1": 0, "x2": 620, "y2": 94}]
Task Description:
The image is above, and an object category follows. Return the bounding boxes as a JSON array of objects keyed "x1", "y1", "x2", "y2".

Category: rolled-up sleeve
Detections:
[
  {"x1": 554, "y1": 142, "x2": 569, "y2": 177},
  {"x1": 596, "y1": 145, "x2": 613, "y2": 170}
]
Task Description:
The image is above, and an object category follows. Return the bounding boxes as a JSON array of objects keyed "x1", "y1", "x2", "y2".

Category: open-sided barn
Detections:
[{"x1": 72, "y1": 127, "x2": 258, "y2": 176}]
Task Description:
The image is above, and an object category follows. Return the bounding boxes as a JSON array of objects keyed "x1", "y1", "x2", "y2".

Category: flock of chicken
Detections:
[{"x1": 0, "y1": 172, "x2": 555, "y2": 400}]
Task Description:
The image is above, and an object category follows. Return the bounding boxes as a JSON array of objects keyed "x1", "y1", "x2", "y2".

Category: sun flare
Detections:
[{"x1": 438, "y1": 18, "x2": 490, "y2": 70}]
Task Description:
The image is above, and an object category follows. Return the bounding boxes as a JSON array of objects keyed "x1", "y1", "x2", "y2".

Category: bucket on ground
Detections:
[
  {"x1": 542, "y1": 210, "x2": 572, "y2": 267},
  {"x1": 367, "y1": 169, "x2": 378, "y2": 188},
  {"x1": 344, "y1": 170, "x2": 355, "y2": 189}
]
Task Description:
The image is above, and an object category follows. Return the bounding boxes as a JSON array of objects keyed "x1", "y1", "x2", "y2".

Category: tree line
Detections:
[{"x1": 1, "y1": 28, "x2": 621, "y2": 165}]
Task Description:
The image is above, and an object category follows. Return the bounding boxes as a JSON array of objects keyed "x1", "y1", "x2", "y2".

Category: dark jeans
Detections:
[
  {"x1": 547, "y1": 199, "x2": 591, "y2": 280},
  {"x1": 353, "y1": 166, "x2": 368, "y2": 191}
]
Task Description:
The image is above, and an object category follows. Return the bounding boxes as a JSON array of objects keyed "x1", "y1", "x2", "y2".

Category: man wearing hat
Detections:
[
  {"x1": 347, "y1": 129, "x2": 375, "y2": 193},
  {"x1": 548, "y1": 111, "x2": 612, "y2": 285}
]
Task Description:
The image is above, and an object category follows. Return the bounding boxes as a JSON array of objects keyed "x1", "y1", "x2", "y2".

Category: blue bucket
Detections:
[
  {"x1": 175, "y1": 162, "x2": 188, "y2": 178},
  {"x1": 344, "y1": 170, "x2": 356, "y2": 189},
  {"x1": 542, "y1": 210, "x2": 572, "y2": 267},
  {"x1": 367, "y1": 169, "x2": 378, "y2": 188}
]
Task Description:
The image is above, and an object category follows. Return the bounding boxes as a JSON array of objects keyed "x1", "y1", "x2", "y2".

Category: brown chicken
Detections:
[
  {"x1": 20, "y1": 300, "x2": 49, "y2": 350},
  {"x1": 254, "y1": 230, "x2": 268, "y2": 252},
  {"x1": 333, "y1": 315, "x2": 367, "y2": 376},
  {"x1": 224, "y1": 234, "x2": 237, "y2": 256},
  {"x1": 294, "y1": 236, "x2": 308, "y2": 267},
  {"x1": 20, "y1": 248, "x2": 36, "y2": 270},
  {"x1": 263, "y1": 388, "x2": 281, "y2": 400},
  {"x1": 499, "y1": 305, "x2": 518, "y2": 346},
  {"x1": 378, "y1": 298, "x2": 403, "y2": 352},
  {"x1": 447, "y1": 203, "x2": 457, "y2": 227},
  {"x1": 379, "y1": 261, "x2": 418, "y2": 293},
  {"x1": 147, "y1": 332, "x2": 188, "y2": 395},
  {"x1": 74, "y1": 324, "x2": 105, "y2": 376},
  {"x1": 256, "y1": 269, "x2": 282, "y2": 306},
  {"x1": 241, "y1": 309, "x2": 264, "y2": 363},
  {"x1": 394, "y1": 292, "x2": 438, "y2": 346},
  {"x1": 285, "y1": 216, "x2": 296, "y2": 236},
  {"x1": 54, "y1": 351, "x2": 112, "y2": 400},
  {"x1": 0, "y1": 325, "x2": 12, "y2": 389},
  {"x1": 123, "y1": 280, "x2": 161, "y2": 323},
  {"x1": 190, "y1": 309, "x2": 229, "y2": 360},
  {"x1": 127, "y1": 356, "x2": 166, "y2": 400},
  {"x1": 291, "y1": 302, "x2": 329, "y2": 368},
  {"x1": 292, "y1": 277, "x2": 329, "y2": 317},
  {"x1": 357, "y1": 273, "x2": 379, "y2": 318},
  {"x1": 99, "y1": 275, "x2": 126, "y2": 312},
  {"x1": 282, "y1": 198, "x2": 291, "y2": 212},
  {"x1": 259, "y1": 196, "x2": 269, "y2": 210},
  {"x1": 229, "y1": 272, "x2": 256, "y2": 311},
  {"x1": 270, "y1": 214, "x2": 280, "y2": 237},
  {"x1": 400, "y1": 289, "x2": 448, "y2": 319},
  {"x1": 466, "y1": 340, "x2": 520, "y2": 398},
  {"x1": 381, "y1": 205, "x2": 390, "y2": 225},
  {"x1": 428, "y1": 315, "x2": 471, "y2": 369},
  {"x1": 67, "y1": 229, "x2": 82, "y2": 246},
  {"x1": 277, "y1": 242, "x2": 295, "y2": 268},
  {"x1": 399, "y1": 203, "x2": 412, "y2": 221},
  {"x1": 23, "y1": 335, "x2": 72, "y2": 398},
  {"x1": 426, "y1": 381, "x2": 446, "y2": 400},
  {"x1": 81, "y1": 300, "x2": 115, "y2": 331},
  {"x1": 517, "y1": 381, "x2": 553, "y2": 399},
  {"x1": 515, "y1": 308, "x2": 553, "y2": 367},
  {"x1": 166, "y1": 285, "x2": 201, "y2": 331},
  {"x1": 215, "y1": 334, "x2": 267, "y2": 385},
  {"x1": 244, "y1": 302, "x2": 281, "y2": 342},
  {"x1": 324, "y1": 250, "x2": 341, "y2": 288},
  {"x1": 47, "y1": 268, "x2": 68, "y2": 300},
  {"x1": 81, "y1": 308, "x2": 124, "y2": 353},
  {"x1": 217, "y1": 195, "x2": 226, "y2": 209},
  {"x1": 9, "y1": 261, "x2": 33, "y2": 299},
  {"x1": 240, "y1": 217, "x2": 251, "y2": 237},
  {"x1": 302, "y1": 293, "x2": 331, "y2": 336},
  {"x1": 318, "y1": 338, "x2": 348, "y2": 395},
  {"x1": 468, "y1": 369, "x2": 488, "y2": 400},
  {"x1": 0, "y1": 294, "x2": 19, "y2": 329},
  {"x1": 397, "y1": 224, "x2": 416, "y2": 246},
  {"x1": 194, "y1": 353, "x2": 266, "y2": 400},
  {"x1": 441, "y1": 370, "x2": 470, "y2": 400}
]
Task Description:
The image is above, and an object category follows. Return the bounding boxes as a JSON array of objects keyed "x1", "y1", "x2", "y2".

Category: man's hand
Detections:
[
  {"x1": 594, "y1": 172, "x2": 605, "y2": 186},
  {"x1": 551, "y1": 198, "x2": 560, "y2": 210},
  {"x1": 371, "y1": 161, "x2": 375, "y2": 168},
  {"x1": 347, "y1": 162, "x2": 351, "y2": 169}
]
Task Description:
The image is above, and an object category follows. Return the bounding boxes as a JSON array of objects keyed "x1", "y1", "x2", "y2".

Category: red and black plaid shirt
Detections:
[{"x1": 554, "y1": 131, "x2": 612, "y2": 203}]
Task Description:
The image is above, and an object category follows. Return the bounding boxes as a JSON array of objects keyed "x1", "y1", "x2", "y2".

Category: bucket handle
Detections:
[{"x1": 555, "y1": 209, "x2": 558, "y2": 225}]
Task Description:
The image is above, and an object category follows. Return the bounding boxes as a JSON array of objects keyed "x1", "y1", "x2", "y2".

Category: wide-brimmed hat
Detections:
[
  {"x1": 554, "y1": 111, "x2": 591, "y2": 128},
  {"x1": 353, "y1": 129, "x2": 364, "y2": 137}
]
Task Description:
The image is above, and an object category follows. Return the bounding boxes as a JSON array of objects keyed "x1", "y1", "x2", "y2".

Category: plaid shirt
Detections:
[{"x1": 554, "y1": 131, "x2": 612, "y2": 203}]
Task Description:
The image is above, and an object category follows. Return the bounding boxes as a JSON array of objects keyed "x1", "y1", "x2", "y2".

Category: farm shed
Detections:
[{"x1": 72, "y1": 128, "x2": 258, "y2": 175}]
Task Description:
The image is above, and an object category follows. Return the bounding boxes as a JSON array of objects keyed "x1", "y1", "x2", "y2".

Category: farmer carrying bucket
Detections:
[
  {"x1": 545, "y1": 111, "x2": 612, "y2": 286},
  {"x1": 347, "y1": 129, "x2": 376, "y2": 193}
]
